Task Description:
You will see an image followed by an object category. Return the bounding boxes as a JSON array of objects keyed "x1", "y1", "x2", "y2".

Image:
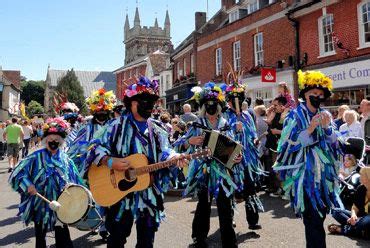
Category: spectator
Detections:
[
  {"x1": 245, "y1": 97, "x2": 256, "y2": 122},
  {"x1": 255, "y1": 97, "x2": 264, "y2": 106},
  {"x1": 334, "y1": 105, "x2": 350, "y2": 129},
  {"x1": 180, "y1": 104, "x2": 198, "y2": 124},
  {"x1": 277, "y1": 82, "x2": 295, "y2": 109},
  {"x1": 254, "y1": 105, "x2": 268, "y2": 158},
  {"x1": 338, "y1": 154, "x2": 357, "y2": 180},
  {"x1": 339, "y1": 110, "x2": 363, "y2": 138},
  {"x1": 265, "y1": 96, "x2": 287, "y2": 196},
  {"x1": 21, "y1": 120, "x2": 33, "y2": 158},
  {"x1": 3, "y1": 117, "x2": 24, "y2": 172},
  {"x1": 160, "y1": 113, "x2": 172, "y2": 134},
  {"x1": 0, "y1": 123, "x2": 5, "y2": 160}
]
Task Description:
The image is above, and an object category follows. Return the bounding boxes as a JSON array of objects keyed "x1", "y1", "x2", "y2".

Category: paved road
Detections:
[{"x1": 0, "y1": 159, "x2": 369, "y2": 248}]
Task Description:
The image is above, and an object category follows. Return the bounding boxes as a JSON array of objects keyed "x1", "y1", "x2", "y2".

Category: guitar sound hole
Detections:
[{"x1": 118, "y1": 178, "x2": 137, "y2": 191}]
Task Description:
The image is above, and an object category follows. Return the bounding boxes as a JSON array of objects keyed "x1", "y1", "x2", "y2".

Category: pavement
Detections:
[{"x1": 0, "y1": 157, "x2": 369, "y2": 248}]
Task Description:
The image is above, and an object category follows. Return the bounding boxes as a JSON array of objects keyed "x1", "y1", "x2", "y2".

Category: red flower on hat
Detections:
[{"x1": 98, "y1": 88, "x2": 106, "y2": 96}]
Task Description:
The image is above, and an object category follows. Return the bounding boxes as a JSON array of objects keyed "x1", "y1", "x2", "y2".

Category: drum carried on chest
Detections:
[
  {"x1": 56, "y1": 184, "x2": 102, "y2": 231},
  {"x1": 202, "y1": 130, "x2": 243, "y2": 169}
]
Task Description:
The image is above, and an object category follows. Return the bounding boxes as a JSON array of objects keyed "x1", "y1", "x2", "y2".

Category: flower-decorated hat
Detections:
[
  {"x1": 191, "y1": 82, "x2": 226, "y2": 106},
  {"x1": 298, "y1": 70, "x2": 333, "y2": 99},
  {"x1": 60, "y1": 102, "x2": 79, "y2": 113},
  {"x1": 42, "y1": 117, "x2": 70, "y2": 138},
  {"x1": 223, "y1": 82, "x2": 247, "y2": 102},
  {"x1": 123, "y1": 77, "x2": 159, "y2": 106},
  {"x1": 86, "y1": 88, "x2": 117, "y2": 113}
]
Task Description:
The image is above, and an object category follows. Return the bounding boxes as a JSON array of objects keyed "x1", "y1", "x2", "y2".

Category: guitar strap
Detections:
[{"x1": 111, "y1": 116, "x2": 123, "y2": 157}]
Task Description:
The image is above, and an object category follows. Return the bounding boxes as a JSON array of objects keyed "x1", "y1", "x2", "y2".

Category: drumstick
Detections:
[{"x1": 36, "y1": 193, "x2": 61, "y2": 211}]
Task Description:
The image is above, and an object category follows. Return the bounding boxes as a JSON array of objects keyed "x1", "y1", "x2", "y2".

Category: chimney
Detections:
[
  {"x1": 222, "y1": 0, "x2": 236, "y2": 10},
  {"x1": 195, "y1": 12, "x2": 207, "y2": 31}
]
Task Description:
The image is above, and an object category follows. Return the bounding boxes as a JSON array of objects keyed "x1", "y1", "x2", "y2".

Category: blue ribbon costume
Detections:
[
  {"x1": 86, "y1": 112, "x2": 177, "y2": 225},
  {"x1": 67, "y1": 120, "x2": 106, "y2": 176},
  {"x1": 223, "y1": 109, "x2": 265, "y2": 181},
  {"x1": 273, "y1": 102, "x2": 343, "y2": 216},
  {"x1": 174, "y1": 116, "x2": 244, "y2": 198},
  {"x1": 8, "y1": 148, "x2": 83, "y2": 231}
]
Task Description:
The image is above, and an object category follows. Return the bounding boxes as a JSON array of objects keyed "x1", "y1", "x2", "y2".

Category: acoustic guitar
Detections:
[{"x1": 88, "y1": 149, "x2": 211, "y2": 207}]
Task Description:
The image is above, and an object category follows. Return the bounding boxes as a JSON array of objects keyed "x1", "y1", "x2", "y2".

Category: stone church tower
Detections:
[{"x1": 124, "y1": 7, "x2": 173, "y2": 65}]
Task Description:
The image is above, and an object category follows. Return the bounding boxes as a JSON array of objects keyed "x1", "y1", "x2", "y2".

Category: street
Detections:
[{"x1": 0, "y1": 159, "x2": 369, "y2": 248}]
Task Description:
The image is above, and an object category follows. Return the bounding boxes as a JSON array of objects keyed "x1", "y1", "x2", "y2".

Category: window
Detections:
[
  {"x1": 166, "y1": 74, "x2": 170, "y2": 91},
  {"x1": 183, "y1": 58, "x2": 187, "y2": 76},
  {"x1": 215, "y1": 48, "x2": 222, "y2": 76},
  {"x1": 255, "y1": 88, "x2": 272, "y2": 103},
  {"x1": 177, "y1": 62, "x2": 182, "y2": 78},
  {"x1": 190, "y1": 54, "x2": 195, "y2": 73},
  {"x1": 229, "y1": 10, "x2": 239, "y2": 23},
  {"x1": 233, "y1": 41, "x2": 241, "y2": 71},
  {"x1": 318, "y1": 14, "x2": 335, "y2": 56},
  {"x1": 358, "y1": 1, "x2": 370, "y2": 48},
  {"x1": 129, "y1": 70, "x2": 132, "y2": 78},
  {"x1": 249, "y1": 0, "x2": 259, "y2": 13},
  {"x1": 160, "y1": 75, "x2": 164, "y2": 95},
  {"x1": 135, "y1": 68, "x2": 139, "y2": 76},
  {"x1": 254, "y1": 33, "x2": 264, "y2": 66}
]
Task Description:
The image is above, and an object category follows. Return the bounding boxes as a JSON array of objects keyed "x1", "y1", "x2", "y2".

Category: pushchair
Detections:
[{"x1": 339, "y1": 137, "x2": 365, "y2": 210}]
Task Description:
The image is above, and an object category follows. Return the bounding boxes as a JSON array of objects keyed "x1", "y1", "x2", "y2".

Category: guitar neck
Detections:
[{"x1": 135, "y1": 153, "x2": 199, "y2": 175}]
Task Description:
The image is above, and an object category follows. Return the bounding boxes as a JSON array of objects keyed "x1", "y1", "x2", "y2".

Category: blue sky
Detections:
[{"x1": 0, "y1": 0, "x2": 220, "y2": 80}]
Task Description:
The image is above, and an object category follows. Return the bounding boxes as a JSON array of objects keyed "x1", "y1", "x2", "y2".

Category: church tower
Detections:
[{"x1": 123, "y1": 7, "x2": 173, "y2": 65}]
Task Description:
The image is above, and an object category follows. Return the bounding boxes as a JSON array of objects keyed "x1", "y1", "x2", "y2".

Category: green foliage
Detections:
[
  {"x1": 26, "y1": 100, "x2": 44, "y2": 117},
  {"x1": 55, "y1": 69, "x2": 87, "y2": 114},
  {"x1": 21, "y1": 80, "x2": 45, "y2": 105}
]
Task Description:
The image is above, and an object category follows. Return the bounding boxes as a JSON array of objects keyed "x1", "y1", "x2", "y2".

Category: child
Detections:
[
  {"x1": 277, "y1": 82, "x2": 295, "y2": 109},
  {"x1": 339, "y1": 154, "x2": 357, "y2": 180}
]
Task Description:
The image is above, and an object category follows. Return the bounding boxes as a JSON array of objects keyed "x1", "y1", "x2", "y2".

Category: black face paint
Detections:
[
  {"x1": 137, "y1": 100, "x2": 156, "y2": 119},
  {"x1": 95, "y1": 113, "x2": 109, "y2": 122},
  {"x1": 309, "y1": 95, "x2": 324, "y2": 109},
  {"x1": 48, "y1": 141, "x2": 60, "y2": 151},
  {"x1": 205, "y1": 101, "x2": 218, "y2": 115}
]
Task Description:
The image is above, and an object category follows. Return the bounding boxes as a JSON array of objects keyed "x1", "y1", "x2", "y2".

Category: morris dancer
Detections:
[
  {"x1": 67, "y1": 88, "x2": 116, "y2": 241},
  {"x1": 9, "y1": 118, "x2": 83, "y2": 248},
  {"x1": 86, "y1": 77, "x2": 187, "y2": 248},
  {"x1": 274, "y1": 70, "x2": 342, "y2": 248},
  {"x1": 174, "y1": 83, "x2": 243, "y2": 248},
  {"x1": 60, "y1": 102, "x2": 81, "y2": 148},
  {"x1": 222, "y1": 81, "x2": 264, "y2": 230}
]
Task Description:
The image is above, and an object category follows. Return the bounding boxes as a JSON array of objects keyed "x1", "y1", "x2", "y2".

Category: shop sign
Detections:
[{"x1": 261, "y1": 68, "x2": 276, "y2": 83}]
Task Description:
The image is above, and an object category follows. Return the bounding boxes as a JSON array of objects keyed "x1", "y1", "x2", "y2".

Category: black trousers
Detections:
[
  {"x1": 105, "y1": 203, "x2": 157, "y2": 248},
  {"x1": 243, "y1": 171, "x2": 259, "y2": 226},
  {"x1": 22, "y1": 138, "x2": 31, "y2": 158},
  {"x1": 34, "y1": 222, "x2": 73, "y2": 248},
  {"x1": 192, "y1": 186, "x2": 237, "y2": 248},
  {"x1": 302, "y1": 194, "x2": 327, "y2": 248}
]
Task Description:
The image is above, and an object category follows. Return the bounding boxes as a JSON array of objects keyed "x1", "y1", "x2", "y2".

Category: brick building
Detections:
[
  {"x1": 194, "y1": 0, "x2": 298, "y2": 104},
  {"x1": 290, "y1": 0, "x2": 370, "y2": 109}
]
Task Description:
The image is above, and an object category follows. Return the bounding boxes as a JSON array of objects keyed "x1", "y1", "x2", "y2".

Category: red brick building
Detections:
[
  {"x1": 291, "y1": 0, "x2": 370, "y2": 108},
  {"x1": 0, "y1": 68, "x2": 21, "y2": 120},
  {"x1": 195, "y1": 0, "x2": 298, "y2": 103}
]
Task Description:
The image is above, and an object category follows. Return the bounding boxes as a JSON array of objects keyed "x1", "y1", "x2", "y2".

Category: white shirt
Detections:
[
  {"x1": 339, "y1": 121, "x2": 363, "y2": 139},
  {"x1": 22, "y1": 125, "x2": 33, "y2": 139}
]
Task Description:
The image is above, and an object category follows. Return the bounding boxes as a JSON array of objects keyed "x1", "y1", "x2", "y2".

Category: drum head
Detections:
[{"x1": 57, "y1": 185, "x2": 91, "y2": 224}]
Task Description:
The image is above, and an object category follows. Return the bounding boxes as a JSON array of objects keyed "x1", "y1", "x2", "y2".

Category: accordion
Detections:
[{"x1": 202, "y1": 130, "x2": 243, "y2": 169}]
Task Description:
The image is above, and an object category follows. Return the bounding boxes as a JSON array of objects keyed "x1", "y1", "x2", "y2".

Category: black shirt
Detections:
[{"x1": 353, "y1": 184, "x2": 370, "y2": 217}]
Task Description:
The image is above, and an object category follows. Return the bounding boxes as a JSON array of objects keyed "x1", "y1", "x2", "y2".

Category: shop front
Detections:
[
  {"x1": 165, "y1": 82, "x2": 197, "y2": 115},
  {"x1": 316, "y1": 58, "x2": 370, "y2": 110},
  {"x1": 241, "y1": 69, "x2": 295, "y2": 105}
]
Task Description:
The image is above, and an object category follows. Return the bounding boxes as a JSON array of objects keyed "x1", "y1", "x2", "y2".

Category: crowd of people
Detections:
[{"x1": 4, "y1": 70, "x2": 370, "y2": 248}]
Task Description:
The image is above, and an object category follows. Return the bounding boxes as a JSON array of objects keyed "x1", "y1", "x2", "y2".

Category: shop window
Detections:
[
  {"x1": 255, "y1": 88, "x2": 272, "y2": 103},
  {"x1": 318, "y1": 14, "x2": 335, "y2": 57},
  {"x1": 191, "y1": 54, "x2": 195, "y2": 73},
  {"x1": 324, "y1": 88, "x2": 366, "y2": 107},
  {"x1": 358, "y1": 1, "x2": 370, "y2": 48}
]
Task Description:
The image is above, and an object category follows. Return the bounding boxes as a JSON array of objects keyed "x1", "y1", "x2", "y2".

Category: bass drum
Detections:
[{"x1": 57, "y1": 184, "x2": 102, "y2": 231}]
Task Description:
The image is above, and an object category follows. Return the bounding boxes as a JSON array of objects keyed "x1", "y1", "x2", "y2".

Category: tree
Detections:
[
  {"x1": 26, "y1": 100, "x2": 44, "y2": 117},
  {"x1": 55, "y1": 69, "x2": 86, "y2": 114},
  {"x1": 21, "y1": 80, "x2": 45, "y2": 105}
]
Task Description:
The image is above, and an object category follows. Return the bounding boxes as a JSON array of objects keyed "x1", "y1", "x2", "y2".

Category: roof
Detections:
[
  {"x1": 2, "y1": 70, "x2": 21, "y2": 89},
  {"x1": 47, "y1": 69, "x2": 116, "y2": 98},
  {"x1": 113, "y1": 55, "x2": 148, "y2": 73}
]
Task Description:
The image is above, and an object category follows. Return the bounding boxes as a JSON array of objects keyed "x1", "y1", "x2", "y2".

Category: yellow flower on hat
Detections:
[
  {"x1": 298, "y1": 70, "x2": 333, "y2": 91},
  {"x1": 86, "y1": 88, "x2": 117, "y2": 112}
]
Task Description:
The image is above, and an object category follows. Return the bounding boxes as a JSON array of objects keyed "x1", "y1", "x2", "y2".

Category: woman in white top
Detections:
[{"x1": 339, "y1": 110, "x2": 363, "y2": 138}]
